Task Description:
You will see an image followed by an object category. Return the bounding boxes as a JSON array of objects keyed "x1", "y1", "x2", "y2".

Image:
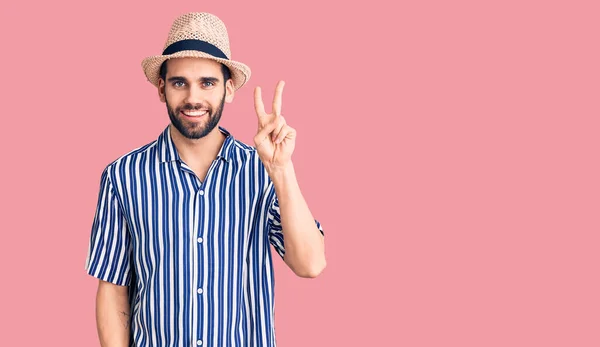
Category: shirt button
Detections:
[
  {"x1": 199, "y1": 190, "x2": 205, "y2": 196},
  {"x1": 197, "y1": 340, "x2": 203, "y2": 346},
  {"x1": 197, "y1": 237, "x2": 203, "y2": 243},
  {"x1": 197, "y1": 288, "x2": 203, "y2": 294}
]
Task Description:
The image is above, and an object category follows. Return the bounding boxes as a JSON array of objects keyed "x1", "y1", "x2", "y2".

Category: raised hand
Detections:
[{"x1": 253, "y1": 80, "x2": 296, "y2": 174}]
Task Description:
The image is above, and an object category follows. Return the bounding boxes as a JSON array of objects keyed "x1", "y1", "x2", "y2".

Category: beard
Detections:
[{"x1": 166, "y1": 92, "x2": 226, "y2": 140}]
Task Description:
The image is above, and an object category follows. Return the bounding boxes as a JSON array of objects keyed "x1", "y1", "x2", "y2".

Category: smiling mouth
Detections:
[{"x1": 181, "y1": 110, "x2": 208, "y2": 117}]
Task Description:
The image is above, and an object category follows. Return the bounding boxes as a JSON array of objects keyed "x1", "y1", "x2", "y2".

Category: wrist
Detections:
[{"x1": 268, "y1": 162, "x2": 295, "y2": 185}]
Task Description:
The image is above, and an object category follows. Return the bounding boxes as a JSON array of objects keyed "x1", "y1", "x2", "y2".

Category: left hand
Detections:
[{"x1": 253, "y1": 80, "x2": 296, "y2": 173}]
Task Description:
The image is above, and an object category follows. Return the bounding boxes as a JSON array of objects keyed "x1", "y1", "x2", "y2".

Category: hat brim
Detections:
[{"x1": 141, "y1": 50, "x2": 251, "y2": 91}]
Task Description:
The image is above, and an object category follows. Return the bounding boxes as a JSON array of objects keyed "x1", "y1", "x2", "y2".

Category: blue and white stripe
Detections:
[{"x1": 85, "y1": 125, "x2": 324, "y2": 347}]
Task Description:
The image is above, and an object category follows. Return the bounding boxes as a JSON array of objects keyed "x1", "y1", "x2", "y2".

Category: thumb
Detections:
[{"x1": 254, "y1": 118, "x2": 281, "y2": 146}]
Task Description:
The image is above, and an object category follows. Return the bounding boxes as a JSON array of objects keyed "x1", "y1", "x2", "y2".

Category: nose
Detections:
[{"x1": 184, "y1": 84, "x2": 204, "y2": 106}]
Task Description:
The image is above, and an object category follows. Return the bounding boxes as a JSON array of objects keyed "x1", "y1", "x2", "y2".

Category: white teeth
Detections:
[{"x1": 183, "y1": 110, "x2": 207, "y2": 117}]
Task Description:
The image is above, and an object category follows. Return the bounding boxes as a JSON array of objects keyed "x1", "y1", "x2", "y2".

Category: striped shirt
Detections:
[{"x1": 85, "y1": 125, "x2": 324, "y2": 347}]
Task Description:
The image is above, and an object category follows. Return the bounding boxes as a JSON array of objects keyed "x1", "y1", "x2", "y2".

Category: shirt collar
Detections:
[{"x1": 157, "y1": 124, "x2": 235, "y2": 164}]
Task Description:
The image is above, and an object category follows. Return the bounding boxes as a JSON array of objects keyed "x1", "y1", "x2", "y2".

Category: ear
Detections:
[
  {"x1": 158, "y1": 79, "x2": 166, "y2": 103},
  {"x1": 225, "y1": 79, "x2": 235, "y2": 103}
]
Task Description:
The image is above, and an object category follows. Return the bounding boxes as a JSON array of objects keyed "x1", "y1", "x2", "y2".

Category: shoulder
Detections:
[
  {"x1": 231, "y1": 137, "x2": 256, "y2": 153},
  {"x1": 101, "y1": 138, "x2": 159, "y2": 178},
  {"x1": 229, "y1": 137, "x2": 259, "y2": 161},
  {"x1": 228, "y1": 136, "x2": 271, "y2": 181}
]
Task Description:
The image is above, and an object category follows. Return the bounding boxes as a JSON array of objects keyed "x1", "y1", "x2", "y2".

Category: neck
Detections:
[{"x1": 169, "y1": 124, "x2": 226, "y2": 164}]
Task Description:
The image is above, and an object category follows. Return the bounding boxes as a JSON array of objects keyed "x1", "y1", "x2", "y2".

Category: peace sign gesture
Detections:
[{"x1": 253, "y1": 80, "x2": 297, "y2": 174}]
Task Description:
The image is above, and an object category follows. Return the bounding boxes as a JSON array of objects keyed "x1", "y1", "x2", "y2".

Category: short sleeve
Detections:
[
  {"x1": 84, "y1": 167, "x2": 132, "y2": 286},
  {"x1": 267, "y1": 186, "x2": 324, "y2": 259}
]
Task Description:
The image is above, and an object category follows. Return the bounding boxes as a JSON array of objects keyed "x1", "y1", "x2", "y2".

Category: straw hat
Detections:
[{"x1": 141, "y1": 12, "x2": 251, "y2": 90}]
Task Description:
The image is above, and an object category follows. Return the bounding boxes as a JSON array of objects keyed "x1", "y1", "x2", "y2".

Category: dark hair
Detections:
[{"x1": 159, "y1": 60, "x2": 231, "y2": 84}]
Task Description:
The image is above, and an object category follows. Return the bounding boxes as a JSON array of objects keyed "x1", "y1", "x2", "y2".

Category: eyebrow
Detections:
[{"x1": 167, "y1": 76, "x2": 221, "y2": 84}]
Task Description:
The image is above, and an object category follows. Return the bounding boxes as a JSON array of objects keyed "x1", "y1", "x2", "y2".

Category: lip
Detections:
[{"x1": 180, "y1": 110, "x2": 208, "y2": 119}]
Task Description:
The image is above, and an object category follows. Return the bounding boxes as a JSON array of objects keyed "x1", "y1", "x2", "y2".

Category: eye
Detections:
[
  {"x1": 202, "y1": 81, "x2": 215, "y2": 87},
  {"x1": 173, "y1": 81, "x2": 185, "y2": 88}
]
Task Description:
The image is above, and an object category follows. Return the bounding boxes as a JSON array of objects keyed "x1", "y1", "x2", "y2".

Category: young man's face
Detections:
[{"x1": 158, "y1": 57, "x2": 234, "y2": 139}]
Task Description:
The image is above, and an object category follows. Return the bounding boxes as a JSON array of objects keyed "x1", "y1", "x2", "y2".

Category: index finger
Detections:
[
  {"x1": 254, "y1": 86, "x2": 266, "y2": 118},
  {"x1": 272, "y1": 80, "x2": 285, "y2": 116}
]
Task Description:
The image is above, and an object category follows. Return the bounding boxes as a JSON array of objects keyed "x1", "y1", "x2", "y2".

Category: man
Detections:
[{"x1": 85, "y1": 12, "x2": 326, "y2": 347}]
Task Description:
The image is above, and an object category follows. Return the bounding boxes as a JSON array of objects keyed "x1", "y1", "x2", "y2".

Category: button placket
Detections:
[{"x1": 195, "y1": 184, "x2": 207, "y2": 345}]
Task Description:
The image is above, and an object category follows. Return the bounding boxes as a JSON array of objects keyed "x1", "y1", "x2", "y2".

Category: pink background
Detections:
[{"x1": 0, "y1": 0, "x2": 598, "y2": 346}]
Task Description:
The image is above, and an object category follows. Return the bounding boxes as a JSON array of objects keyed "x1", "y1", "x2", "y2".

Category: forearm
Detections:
[
  {"x1": 271, "y1": 162, "x2": 326, "y2": 278},
  {"x1": 96, "y1": 280, "x2": 130, "y2": 347}
]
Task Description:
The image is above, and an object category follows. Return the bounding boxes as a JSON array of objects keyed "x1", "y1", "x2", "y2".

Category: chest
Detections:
[
  {"x1": 117, "y1": 160, "x2": 273, "y2": 265},
  {"x1": 187, "y1": 159, "x2": 213, "y2": 184}
]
